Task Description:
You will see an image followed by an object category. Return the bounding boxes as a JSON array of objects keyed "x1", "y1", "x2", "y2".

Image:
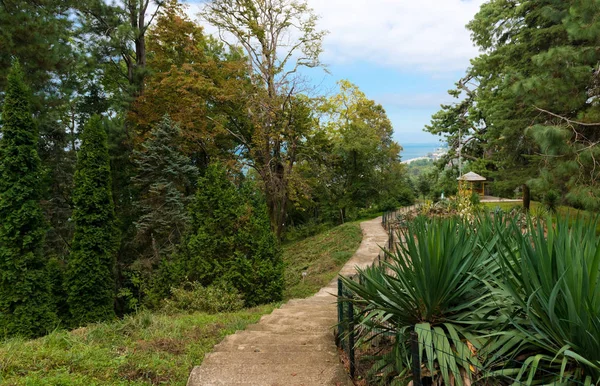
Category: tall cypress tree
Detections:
[
  {"x1": 65, "y1": 115, "x2": 119, "y2": 326},
  {"x1": 0, "y1": 61, "x2": 57, "y2": 338}
]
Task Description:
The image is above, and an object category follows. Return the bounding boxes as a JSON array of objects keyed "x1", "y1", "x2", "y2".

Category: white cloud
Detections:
[
  {"x1": 184, "y1": 0, "x2": 484, "y2": 72},
  {"x1": 307, "y1": 0, "x2": 484, "y2": 72}
]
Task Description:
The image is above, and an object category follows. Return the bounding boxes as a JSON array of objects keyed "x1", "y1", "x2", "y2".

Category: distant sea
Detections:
[{"x1": 401, "y1": 143, "x2": 447, "y2": 161}]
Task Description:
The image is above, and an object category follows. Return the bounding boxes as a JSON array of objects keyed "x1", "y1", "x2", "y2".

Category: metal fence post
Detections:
[
  {"x1": 348, "y1": 299, "x2": 355, "y2": 379},
  {"x1": 337, "y1": 278, "x2": 344, "y2": 348},
  {"x1": 410, "y1": 330, "x2": 422, "y2": 386}
]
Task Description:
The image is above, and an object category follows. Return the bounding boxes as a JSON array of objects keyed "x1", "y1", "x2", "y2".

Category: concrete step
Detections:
[
  {"x1": 188, "y1": 363, "x2": 352, "y2": 386},
  {"x1": 260, "y1": 316, "x2": 337, "y2": 326},
  {"x1": 284, "y1": 298, "x2": 336, "y2": 306},
  {"x1": 215, "y1": 330, "x2": 331, "y2": 347},
  {"x1": 212, "y1": 341, "x2": 339, "y2": 353},
  {"x1": 267, "y1": 308, "x2": 335, "y2": 317},
  {"x1": 245, "y1": 322, "x2": 334, "y2": 334},
  {"x1": 202, "y1": 350, "x2": 340, "y2": 366},
  {"x1": 273, "y1": 303, "x2": 337, "y2": 312}
]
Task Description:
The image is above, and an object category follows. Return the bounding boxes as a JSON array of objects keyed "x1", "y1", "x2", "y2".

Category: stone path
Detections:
[{"x1": 187, "y1": 217, "x2": 388, "y2": 386}]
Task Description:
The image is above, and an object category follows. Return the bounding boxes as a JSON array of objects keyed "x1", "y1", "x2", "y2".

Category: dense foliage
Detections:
[
  {"x1": 427, "y1": 0, "x2": 600, "y2": 211},
  {"x1": 170, "y1": 164, "x2": 284, "y2": 307},
  {"x1": 0, "y1": 62, "x2": 57, "y2": 338},
  {"x1": 65, "y1": 115, "x2": 118, "y2": 326},
  {"x1": 0, "y1": 0, "x2": 409, "y2": 336},
  {"x1": 345, "y1": 214, "x2": 600, "y2": 385}
]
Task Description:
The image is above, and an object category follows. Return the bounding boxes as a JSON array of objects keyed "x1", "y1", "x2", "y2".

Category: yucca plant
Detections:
[
  {"x1": 342, "y1": 216, "x2": 503, "y2": 385},
  {"x1": 495, "y1": 216, "x2": 600, "y2": 385}
]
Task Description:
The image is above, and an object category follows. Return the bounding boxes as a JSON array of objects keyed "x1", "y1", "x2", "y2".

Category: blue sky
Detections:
[
  {"x1": 304, "y1": 63, "x2": 466, "y2": 145},
  {"x1": 187, "y1": 0, "x2": 485, "y2": 145}
]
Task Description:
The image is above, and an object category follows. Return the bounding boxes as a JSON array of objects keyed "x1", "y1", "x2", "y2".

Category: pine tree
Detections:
[
  {"x1": 0, "y1": 61, "x2": 57, "y2": 338},
  {"x1": 131, "y1": 115, "x2": 197, "y2": 305},
  {"x1": 133, "y1": 115, "x2": 198, "y2": 261},
  {"x1": 65, "y1": 115, "x2": 119, "y2": 326},
  {"x1": 173, "y1": 164, "x2": 284, "y2": 306}
]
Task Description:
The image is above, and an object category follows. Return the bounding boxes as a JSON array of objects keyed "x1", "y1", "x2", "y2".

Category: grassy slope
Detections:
[
  {"x1": 0, "y1": 306, "x2": 275, "y2": 385},
  {"x1": 282, "y1": 221, "x2": 363, "y2": 300},
  {"x1": 0, "y1": 221, "x2": 364, "y2": 385}
]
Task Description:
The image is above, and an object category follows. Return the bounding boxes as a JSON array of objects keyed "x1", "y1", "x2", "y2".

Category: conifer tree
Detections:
[
  {"x1": 133, "y1": 115, "x2": 198, "y2": 261},
  {"x1": 131, "y1": 115, "x2": 197, "y2": 304},
  {"x1": 65, "y1": 115, "x2": 119, "y2": 325},
  {"x1": 0, "y1": 61, "x2": 57, "y2": 338},
  {"x1": 175, "y1": 164, "x2": 284, "y2": 306}
]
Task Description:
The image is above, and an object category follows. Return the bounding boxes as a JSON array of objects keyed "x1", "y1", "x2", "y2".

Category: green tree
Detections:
[
  {"x1": 130, "y1": 115, "x2": 197, "y2": 303},
  {"x1": 316, "y1": 80, "x2": 410, "y2": 221},
  {"x1": 65, "y1": 115, "x2": 119, "y2": 326},
  {"x1": 75, "y1": 0, "x2": 163, "y2": 96},
  {"x1": 130, "y1": 0, "x2": 246, "y2": 167},
  {"x1": 416, "y1": 175, "x2": 432, "y2": 198},
  {"x1": 0, "y1": 61, "x2": 57, "y2": 338},
  {"x1": 426, "y1": 0, "x2": 600, "y2": 209},
  {"x1": 172, "y1": 164, "x2": 283, "y2": 306},
  {"x1": 202, "y1": 0, "x2": 327, "y2": 238}
]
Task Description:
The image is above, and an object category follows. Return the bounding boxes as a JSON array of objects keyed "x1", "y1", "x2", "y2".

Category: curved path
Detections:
[{"x1": 187, "y1": 217, "x2": 388, "y2": 386}]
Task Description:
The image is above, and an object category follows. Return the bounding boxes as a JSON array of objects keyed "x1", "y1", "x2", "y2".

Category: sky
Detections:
[{"x1": 185, "y1": 0, "x2": 486, "y2": 145}]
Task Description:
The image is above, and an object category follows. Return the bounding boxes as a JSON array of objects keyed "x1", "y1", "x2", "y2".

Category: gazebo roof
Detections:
[{"x1": 457, "y1": 171, "x2": 486, "y2": 182}]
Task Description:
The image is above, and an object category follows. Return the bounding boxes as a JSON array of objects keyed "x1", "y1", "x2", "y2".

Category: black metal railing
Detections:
[
  {"x1": 336, "y1": 205, "x2": 412, "y2": 381},
  {"x1": 336, "y1": 276, "x2": 357, "y2": 378}
]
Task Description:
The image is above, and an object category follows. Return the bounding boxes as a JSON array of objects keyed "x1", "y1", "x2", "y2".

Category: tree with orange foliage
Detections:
[{"x1": 130, "y1": 0, "x2": 250, "y2": 168}]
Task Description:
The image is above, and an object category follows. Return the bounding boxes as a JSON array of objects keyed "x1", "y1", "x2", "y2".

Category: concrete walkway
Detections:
[{"x1": 187, "y1": 217, "x2": 389, "y2": 386}]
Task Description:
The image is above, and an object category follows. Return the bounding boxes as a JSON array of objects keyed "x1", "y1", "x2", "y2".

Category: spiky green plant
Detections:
[
  {"x1": 343, "y1": 216, "x2": 503, "y2": 385},
  {"x1": 495, "y1": 216, "x2": 600, "y2": 385}
]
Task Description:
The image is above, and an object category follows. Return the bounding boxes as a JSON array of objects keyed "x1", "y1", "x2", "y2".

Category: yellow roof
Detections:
[{"x1": 457, "y1": 172, "x2": 486, "y2": 181}]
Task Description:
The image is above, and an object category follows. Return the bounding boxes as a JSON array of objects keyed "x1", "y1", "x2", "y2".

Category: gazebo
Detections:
[{"x1": 457, "y1": 172, "x2": 487, "y2": 196}]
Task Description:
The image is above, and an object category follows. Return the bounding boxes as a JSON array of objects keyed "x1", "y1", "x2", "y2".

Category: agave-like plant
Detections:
[
  {"x1": 342, "y1": 216, "x2": 504, "y2": 385},
  {"x1": 495, "y1": 216, "x2": 600, "y2": 385}
]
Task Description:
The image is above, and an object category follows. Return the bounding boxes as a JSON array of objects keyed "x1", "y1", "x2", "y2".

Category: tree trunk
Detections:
[
  {"x1": 264, "y1": 172, "x2": 287, "y2": 240},
  {"x1": 523, "y1": 184, "x2": 531, "y2": 212}
]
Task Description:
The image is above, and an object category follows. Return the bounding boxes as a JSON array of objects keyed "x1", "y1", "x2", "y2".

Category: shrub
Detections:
[
  {"x1": 169, "y1": 164, "x2": 284, "y2": 306},
  {"x1": 346, "y1": 214, "x2": 600, "y2": 385},
  {"x1": 162, "y1": 281, "x2": 244, "y2": 314},
  {"x1": 542, "y1": 189, "x2": 560, "y2": 213},
  {"x1": 495, "y1": 217, "x2": 600, "y2": 384},
  {"x1": 343, "y1": 216, "x2": 503, "y2": 385},
  {"x1": 470, "y1": 190, "x2": 481, "y2": 206}
]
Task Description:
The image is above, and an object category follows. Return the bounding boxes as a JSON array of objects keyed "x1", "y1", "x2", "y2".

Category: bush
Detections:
[
  {"x1": 162, "y1": 282, "x2": 244, "y2": 314},
  {"x1": 543, "y1": 189, "x2": 560, "y2": 213},
  {"x1": 169, "y1": 164, "x2": 284, "y2": 306},
  {"x1": 495, "y1": 216, "x2": 600, "y2": 383},
  {"x1": 470, "y1": 190, "x2": 481, "y2": 206}
]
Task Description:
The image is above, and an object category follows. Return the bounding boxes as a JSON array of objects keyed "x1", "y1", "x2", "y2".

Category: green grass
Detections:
[
  {"x1": 282, "y1": 221, "x2": 363, "y2": 300},
  {"x1": 0, "y1": 220, "x2": 366, "y2": 385},
  {"x1": 483, "y1": 201, "x2": 596, "y2": 223},
  {"x1": 0, "y1": 305, "x2": 276, "y2": 385}
]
